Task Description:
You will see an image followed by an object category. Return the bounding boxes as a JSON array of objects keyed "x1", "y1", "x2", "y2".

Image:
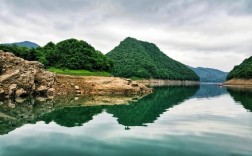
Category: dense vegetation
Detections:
[
  {"x1": 106, "y1": 37, "x2": 199, "y2": 80},
  {"x1": 48, "y1": 67, "x2": 111, "y2": 76},
  {"x1": 0, "y1": 44, "x2": 38, "y2": 61},
  {"x1": 190, "y1": 67, "x2": 228, "y2": 82},
  {"x1": 227, "y1": 56, "x2": 252, "y2": 80},
  {"x1": 0, "y1": 39, "x2": 113, "y2": 72}
]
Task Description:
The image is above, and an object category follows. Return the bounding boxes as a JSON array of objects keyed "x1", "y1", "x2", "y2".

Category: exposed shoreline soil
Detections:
[
  {"x1": 0, "y1": 51, "x2": 152, "y2": 99},
  {"x1": 224, "y1": 79, "x2": 252, "y2": 87}
]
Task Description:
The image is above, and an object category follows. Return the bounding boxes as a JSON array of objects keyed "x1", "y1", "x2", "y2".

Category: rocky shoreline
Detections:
[{"x1": 0, "y1": 51, "x2": 152, "y2": 100}]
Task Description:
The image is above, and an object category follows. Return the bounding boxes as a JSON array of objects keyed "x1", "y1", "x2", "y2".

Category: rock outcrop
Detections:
[
  {"x1": 0, "y1": 51, "x2": 152, "y2": 99},
  {"x1": 0, "y1": 51, "x2": 55, "y2": 98}
]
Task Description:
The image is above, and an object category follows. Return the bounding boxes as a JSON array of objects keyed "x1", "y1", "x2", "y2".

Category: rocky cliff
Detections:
[
  {"x1": 0, "y1": 51, "x2": 55, "y2": 98},
  {"x1": 0, "y1": 51, "x2": 152, "y2": 99}
]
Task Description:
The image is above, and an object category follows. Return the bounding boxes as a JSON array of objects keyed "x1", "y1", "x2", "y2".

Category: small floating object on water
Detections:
[{"x1": 217, "y1": 83, "x2": 223, "y2": 87}]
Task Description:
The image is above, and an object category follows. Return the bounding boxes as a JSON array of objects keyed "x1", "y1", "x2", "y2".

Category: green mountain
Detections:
[
  {"x1": 36, "y1": 39, "x2": 113, "y2": 71},
  {"x1": 0, "y1": 39, "x2": 113, "y2": 72},
  {"x1": 1, "y1": 41, "x2": 40, "y2": 48},
  {"x1": 227, "y1": 56, "x2": 252, "y2": 80},
  {"x1": 189, "y1": 67, "x2": 228, "y2": 82},
  {"x1": 106, "y1": 37, "x2": 199, "y2": 80}
]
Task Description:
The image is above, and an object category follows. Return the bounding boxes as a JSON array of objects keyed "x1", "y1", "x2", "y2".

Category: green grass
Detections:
[
  {"x1": 48, "y1": 67, "x2": 112, "y2": 77},
  {"x1": 130, "y1": 77, "x2": 146, "y2": 80}
]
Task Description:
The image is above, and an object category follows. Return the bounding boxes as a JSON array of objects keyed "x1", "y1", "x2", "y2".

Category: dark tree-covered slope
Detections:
[
  {"x1": 106, "y1": 37, "x2": 199, "y2": 80},
  {"x1": 190, "y1": 67, "x2": 228, "y2": 82},
  {"x1": 227, "y1": 56, "x2": 252, "y2": 80},
  {"x1": 36, "y1": 39, "x2": 113, "y2": 71}
]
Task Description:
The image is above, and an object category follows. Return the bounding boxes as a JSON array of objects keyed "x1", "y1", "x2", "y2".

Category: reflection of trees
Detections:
[
  {"x1": 227, "y1": 88, "x2": 252, "y2": 112},
  {"x1": 40, "y1": 106, "x2": 103, "y2": 127},
  {"x1": 0, "y1": 86, "x2": 199, "y2": 134},
  {"x1": 106, "y1": 86, "x2": 199, "y2": 127}
]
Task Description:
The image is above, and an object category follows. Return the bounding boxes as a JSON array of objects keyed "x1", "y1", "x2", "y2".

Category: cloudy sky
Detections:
[{"x1": 0, "y1": 0, "x2": 251, "y2": 72}]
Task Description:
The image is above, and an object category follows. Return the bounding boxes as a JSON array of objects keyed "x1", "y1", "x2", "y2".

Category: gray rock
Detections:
[
  {"x1": 0, "y1": 51, "x2": 56, "y2": 98},
  {"x1": 37, "y1": 85, "x2": 48, "y2": 92}
]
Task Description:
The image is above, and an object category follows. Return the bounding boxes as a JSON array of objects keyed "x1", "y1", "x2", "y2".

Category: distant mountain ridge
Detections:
[
  {"x1": 190, "y1": 67, "x2": 228, "y2": 82},
  {"x1": 106, "y1": 37, "x2": 199, "y2": 80},
  {"x1": 1, "y1": 41, "x2": 40, "y2": 48}
]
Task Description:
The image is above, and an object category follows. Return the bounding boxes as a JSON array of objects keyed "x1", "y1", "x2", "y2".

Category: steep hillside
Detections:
[
  {"x1": 106, "y1": 37, "x2": 199, "y2": 81},
  {"x1": 1, "y1": 41, "x2": 40, "y2": 48},
  {"x1": 190, "y1": 67, "x2": 228, "y2": 82},
  {"x1": 227, "y1": 56, "x2": 252, "y2": 80}
]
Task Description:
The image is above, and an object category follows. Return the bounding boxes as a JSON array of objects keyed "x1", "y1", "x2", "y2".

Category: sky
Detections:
[{"x1": 0, "y1": 0, "x2": 251, "y2": 72}]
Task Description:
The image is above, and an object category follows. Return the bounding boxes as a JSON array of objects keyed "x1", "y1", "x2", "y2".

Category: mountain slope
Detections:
[
  {"x1": 190, "y1": 67, "x2": 228, "y2": 82},
  {"x1": 2, "y1": 41, "x2": 40, "y2": 48},
  {"x1": 106, "y1": 37, "x2": 199, "y2": 80},
  {"x1": 227, "y1": 56, "x2": 252, "y2": 80}
]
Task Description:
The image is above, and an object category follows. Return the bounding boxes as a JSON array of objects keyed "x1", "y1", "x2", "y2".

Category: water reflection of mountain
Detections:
[
  {"x1": 192, "y1": 84, "x2": 227, "y2": 98},
  {"x1": 0, "y1": 95, "x2": 135, "y2": 135},
  {"x1": 40, "y1": 106, "x2": 104, "y2": 127},
  {"x1": 0, "y1": 86, "x2": 199, "y2": 134},
  {"x1": 107, "y1": 86, "x2": 199, "y2": 127},
  {"x1": 227, "y1": 87, "x2": 252, "y2": 112}
]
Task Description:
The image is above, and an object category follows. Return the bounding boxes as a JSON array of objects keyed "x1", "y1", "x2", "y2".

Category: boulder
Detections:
[
  {"x1": 37, "y1": 85, "x2": 48, "y2": 92},
  {"x1": 15, "y1": 88, "x2": 26, "y2": 97},
  {"x1": 0, "y1": 51, "x2": 55, "y2": 98}
]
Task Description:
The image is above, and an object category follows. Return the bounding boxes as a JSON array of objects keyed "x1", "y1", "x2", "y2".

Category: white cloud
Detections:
[{"x1": 0, "y1": 0, "x2": 251, "y2": 71}]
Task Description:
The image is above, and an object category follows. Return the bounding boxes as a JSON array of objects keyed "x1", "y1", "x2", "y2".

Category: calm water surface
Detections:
[{"x1": 0, "y1": 84, "x2": 252, "y2": 156}]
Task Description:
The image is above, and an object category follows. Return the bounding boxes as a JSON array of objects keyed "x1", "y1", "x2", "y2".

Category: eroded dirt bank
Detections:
[
  {"x1": 224, "y1": 79, "x2": 252, "y2": 87},
  {"x1": 0, "y1": 51, "x2": 152, "y2": 99},
  {"x1": 53, "y1": 74, "x2": 152, "y2": 96}
]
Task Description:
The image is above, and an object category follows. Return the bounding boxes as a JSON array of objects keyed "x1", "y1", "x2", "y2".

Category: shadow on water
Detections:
[{"x1": 227, "y1": 87, "x2": 252, "y2": 112}]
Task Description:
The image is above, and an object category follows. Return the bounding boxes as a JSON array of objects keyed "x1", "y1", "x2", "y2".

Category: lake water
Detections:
[{"x1": 0, "y1": 84, "x2": 252, "y2": 156}]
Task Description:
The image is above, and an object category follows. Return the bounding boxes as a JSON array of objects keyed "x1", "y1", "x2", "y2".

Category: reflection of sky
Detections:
[{"x1": 0, "y1": 93, "x2": 252, "y2": 156}]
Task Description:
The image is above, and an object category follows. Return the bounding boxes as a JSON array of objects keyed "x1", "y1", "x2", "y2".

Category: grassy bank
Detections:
[{"x1": 48, "y1": 67, "x2": 112, "y2": 77}]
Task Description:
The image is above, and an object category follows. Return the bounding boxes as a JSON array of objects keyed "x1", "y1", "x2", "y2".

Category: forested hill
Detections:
[
  {"x1": 106, "y1": 37, "x2": 199, "y2": 80},
  {"x1": 0, "y1": 39, "x2": 113, "y2": 72},
  {"x1": 190, "y1": 67, "x2": 228, "y2": 82},
  {"x1": 1, "y1": 41, "x2": 40, "y2": 48},
  {"x1": 227, "y1": 56, "x2": 252, "y2": 80}
]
